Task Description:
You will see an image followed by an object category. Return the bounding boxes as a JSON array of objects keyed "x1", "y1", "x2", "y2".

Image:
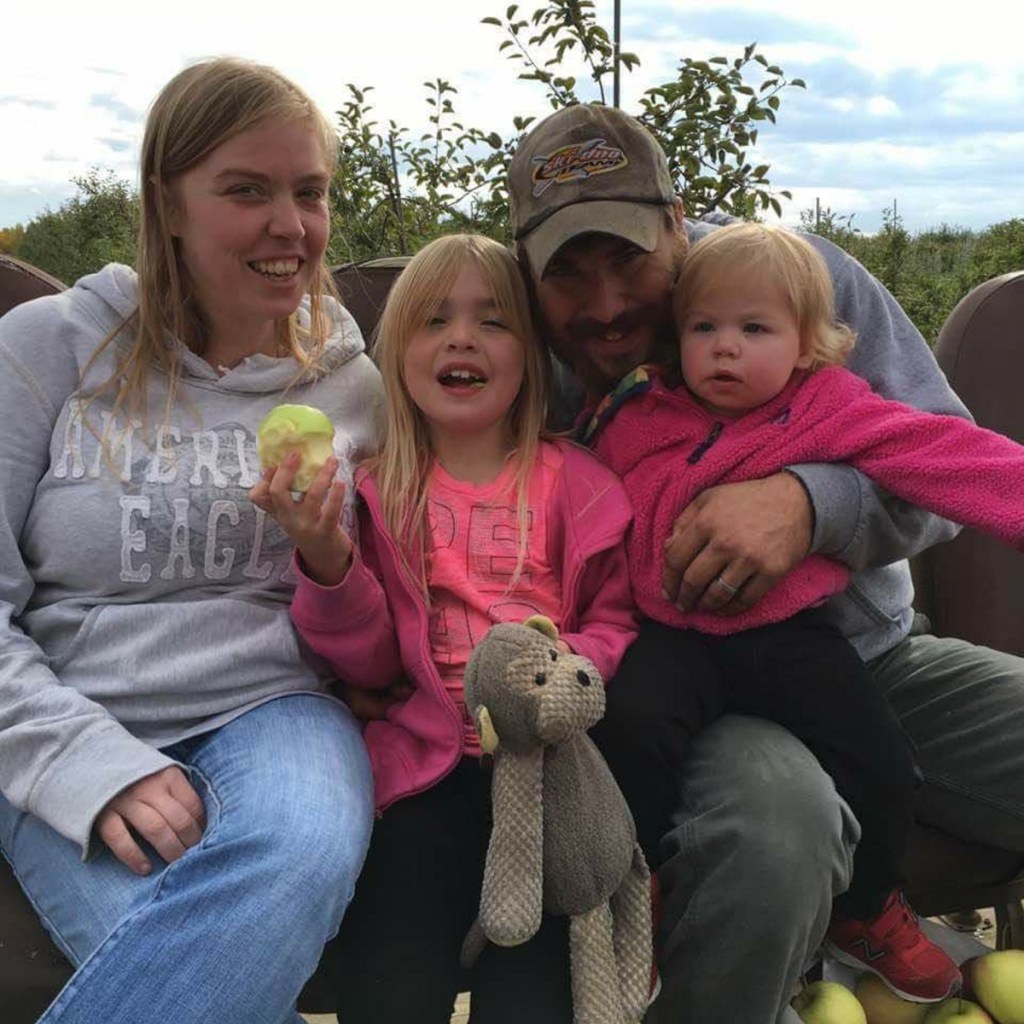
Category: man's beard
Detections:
[{"x1": 559, "y1": 299, "x2": 676, "y2": 395}]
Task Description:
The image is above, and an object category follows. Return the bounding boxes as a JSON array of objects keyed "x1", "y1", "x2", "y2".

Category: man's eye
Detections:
[
  {"x1": 230, "y1": 185, "x2": 261, "y2": 197},
  {"x1": 616, "y1": 246, "x2": 644, "y2": 265},
  {"x1": 298, "y1": 187, "x2": 325, "y2": 202},
  {"x1": 543, "y1": 263, "x2": 575, "y2": 279}
]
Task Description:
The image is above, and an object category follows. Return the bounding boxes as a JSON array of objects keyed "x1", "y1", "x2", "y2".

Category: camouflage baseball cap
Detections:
[{"x1": 508, "y1": 103, "x2": 676, "y2": 274}]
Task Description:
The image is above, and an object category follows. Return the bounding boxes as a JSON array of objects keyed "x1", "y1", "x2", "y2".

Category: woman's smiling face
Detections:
[{"x1": 168, "y1": 117, "x2": 331, "y2": 350}]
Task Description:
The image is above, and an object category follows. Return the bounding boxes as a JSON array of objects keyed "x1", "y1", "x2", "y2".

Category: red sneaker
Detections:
[{"x1": 825, "y1": 890, "x2": 962, "y2": 1002}]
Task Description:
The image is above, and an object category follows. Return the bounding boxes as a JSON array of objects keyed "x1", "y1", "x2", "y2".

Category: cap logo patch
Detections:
[{"x1": 530, "y1": 137, "x2": 628, "y2": 197}]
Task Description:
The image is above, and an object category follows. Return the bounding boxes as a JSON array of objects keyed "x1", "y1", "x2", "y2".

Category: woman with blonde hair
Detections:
[
  {"x1": 253, "y1": 232, "x2": 637, "y2": 1022},
  {"x1": 0, "y1": 57, "x2": 380, "y2": 1023}
]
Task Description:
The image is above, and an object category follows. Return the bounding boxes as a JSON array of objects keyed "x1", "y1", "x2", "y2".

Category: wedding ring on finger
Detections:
[{"x1": 714, "y1": 576, "x2": 740, "y2": 596}]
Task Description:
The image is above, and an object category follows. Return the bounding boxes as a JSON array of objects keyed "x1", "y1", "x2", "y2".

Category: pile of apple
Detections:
[{"x1": 792, "y1": 950, "x2": 1024, "y2": 1024}]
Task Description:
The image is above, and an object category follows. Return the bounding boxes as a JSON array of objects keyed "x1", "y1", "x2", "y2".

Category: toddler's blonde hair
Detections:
[{"x1": 674, "y1": 222, "x2": 855, "y2": 368}]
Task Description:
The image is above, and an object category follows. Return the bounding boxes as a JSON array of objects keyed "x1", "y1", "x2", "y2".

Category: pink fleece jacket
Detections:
[
  {"x1": 593, "y1": 365, "x2": 1024, "y2": 634},
  {"x1": 291, "y1": 439, "x2": 637, "y2": 813}
]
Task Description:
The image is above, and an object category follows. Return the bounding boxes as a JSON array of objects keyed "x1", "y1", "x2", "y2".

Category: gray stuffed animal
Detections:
[{"x1": 460, "y1": 615, "x2": 652, "y2": 1024}]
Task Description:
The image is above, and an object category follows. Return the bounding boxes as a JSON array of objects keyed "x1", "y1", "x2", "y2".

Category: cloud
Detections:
[{"x1": 1, "y1": 0, "x2": 1021, "y2": 236}]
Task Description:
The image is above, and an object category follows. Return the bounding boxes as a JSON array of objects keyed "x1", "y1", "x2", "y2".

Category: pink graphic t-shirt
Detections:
[{"x1": 426, "y1": 442, "x2": 564, "y2": 755}]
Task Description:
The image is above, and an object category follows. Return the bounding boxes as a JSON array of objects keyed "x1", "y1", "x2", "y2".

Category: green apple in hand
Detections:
[
  {"x1": 922, "y1": 997, "x2": 994, "y2": 1023},
  {"x1": 855, "y1": 972, "x2": 929, "y2": 1024},
  {"x1": 793, "y1": 980, "x2": 868, "y2": 1024},
  {"x1": 256, "y1": 404, "x2": 335, "y2": 492},
  {"x1": 962, "y1": 951, "x2": 1024, "y2": 1024}
]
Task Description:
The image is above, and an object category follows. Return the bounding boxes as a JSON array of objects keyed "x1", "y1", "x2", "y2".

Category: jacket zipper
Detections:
[{"x1": 687, "y1": 421, "x2": 723, "y2": 464}]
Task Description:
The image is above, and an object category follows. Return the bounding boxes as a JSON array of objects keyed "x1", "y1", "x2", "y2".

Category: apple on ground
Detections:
[
  {"x1": 855, "y1": 971, "x2": 929, "y2": 1024},
  {"x1": 793, "y1": 980, "x2": 868, "y2": 1024},
  {"x1": 922, "y1": 997, "x2": 994, "y2": 1023},
  {"x1": 256, "y1": 404, "x2": 335, "y2": 492},
  {"x1": 962, "y1": 950, "x2": 1024, "y2": 1024}
]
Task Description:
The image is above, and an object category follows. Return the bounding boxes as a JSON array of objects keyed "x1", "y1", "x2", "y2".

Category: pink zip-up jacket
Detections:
[
  {"x1": 291, "y1": 439, "x2": 637, "y2": 813},
  {"x1": 593, "y1": 365, "x2": 1024, "y2": 635}
]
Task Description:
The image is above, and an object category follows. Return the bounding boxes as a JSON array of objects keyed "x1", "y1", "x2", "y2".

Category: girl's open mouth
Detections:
[{"x1": 438, "y1": 367, "x2": 487, "y2": 389}]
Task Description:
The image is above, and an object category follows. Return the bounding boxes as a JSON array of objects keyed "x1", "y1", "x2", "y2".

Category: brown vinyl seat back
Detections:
[
  {"x1": 912, "y1": 271, "x2": 1024, "y2": 657},
  {"x1": 331, "y1": 256, "x2": 410, "y2": 349},
  {"x1": 0, "y1": 254, "x2": 65, "y2": 316}
]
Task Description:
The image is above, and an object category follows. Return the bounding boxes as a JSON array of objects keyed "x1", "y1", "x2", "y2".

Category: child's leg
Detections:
[
  {"x1": 715, "y1": 609, "x2": 960, "y2": 1001},
  {"x1": 590, "y1": 621, "x2": 724, "y2": 866},
  {"x1": 714, "y1": 609, "x2": 917, "y2": 917},
  {"x1": 469, "y1": 915, "x2": 573, "y2": 1023},
  {"x1": 326, "y1": 759, "x2": 488, "y2": 1024}
]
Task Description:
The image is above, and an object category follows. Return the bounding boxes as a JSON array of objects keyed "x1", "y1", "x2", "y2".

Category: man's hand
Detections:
[
  {"x1": 336, "y1": 679, "x2": 414, "y2": 721},
  {"x1": 96, "y1": 766, "x2": 206, "y2": 876},
  {"x1": 661, "y1": 472, "x2": 813, "y2": 614}
]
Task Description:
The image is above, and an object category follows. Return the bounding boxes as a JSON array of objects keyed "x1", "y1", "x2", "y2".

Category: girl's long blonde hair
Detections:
[
  {"x1": 674, "y1": 222, "x2": 856, "y2": 368},
  {"x1": 371, "y1": 234, "x2": 550, "y2": 595},
  {"x1": 82, "y1": 56, "x2": 340, "y2": 427}
]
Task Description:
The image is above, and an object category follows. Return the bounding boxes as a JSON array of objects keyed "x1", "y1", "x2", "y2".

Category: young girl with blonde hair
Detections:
[
  {"x1": 254, "y1": 232, "x2": 637, "y2": 1023},
  {"x1": 587, "y1": 221, "x2": 1024, "y2": 1004},
  {"x1": 0, "y1": 57, "x2": 381, "y2": 1024}
]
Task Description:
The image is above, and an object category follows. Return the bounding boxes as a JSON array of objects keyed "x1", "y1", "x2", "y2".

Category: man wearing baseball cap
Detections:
[{"x1": 509, "y1": 103, "x2": 1024, "y2": 1023}]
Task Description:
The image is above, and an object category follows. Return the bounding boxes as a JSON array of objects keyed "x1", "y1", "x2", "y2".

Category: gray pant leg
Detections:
[
  {"x1": 870, "y1": 631, "x2": 1024, "y2": 851},
  {"x1": 647, "y1": 716, "x2": 859, "y2": 1024}
]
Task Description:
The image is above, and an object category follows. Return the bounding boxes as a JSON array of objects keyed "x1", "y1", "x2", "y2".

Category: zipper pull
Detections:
[{"x1": 687, "y1": 422, "x2": 723, "y2": 465}]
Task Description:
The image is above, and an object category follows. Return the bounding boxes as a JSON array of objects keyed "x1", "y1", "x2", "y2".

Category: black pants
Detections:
[
  {"x1": 590, "y1": 608, "x2": 918, "y2": 919},
  {"x1": 324, "y1": 758, "x2": 573, "y2": 1024}
]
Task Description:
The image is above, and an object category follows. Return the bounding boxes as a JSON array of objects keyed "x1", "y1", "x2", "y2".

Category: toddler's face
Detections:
[{"x1": 677, "y1": 277, "x2": 811, "y2": 418}]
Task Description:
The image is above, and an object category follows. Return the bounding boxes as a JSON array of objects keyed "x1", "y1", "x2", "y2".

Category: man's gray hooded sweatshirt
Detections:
[{"x1": 0, "y1": 264, "x2": 383, "y2": 854}]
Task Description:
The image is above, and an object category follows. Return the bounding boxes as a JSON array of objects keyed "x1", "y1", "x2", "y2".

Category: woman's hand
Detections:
[
  {"x1": 250, "y1": 453, "x2": 353, "y2": 586},
  {"x1": 96, "y1": 766, "x2": 206, "y2": 876}
]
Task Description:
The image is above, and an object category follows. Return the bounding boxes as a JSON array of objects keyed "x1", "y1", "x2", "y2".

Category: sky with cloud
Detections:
[{"x1": 2, "y1": 0, "x2": 1021, "y2": 235}]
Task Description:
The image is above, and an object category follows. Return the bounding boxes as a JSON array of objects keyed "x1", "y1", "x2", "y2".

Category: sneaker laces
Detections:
[{"x1": 880, "y1": 893, "x2": 926, "y2": 952}]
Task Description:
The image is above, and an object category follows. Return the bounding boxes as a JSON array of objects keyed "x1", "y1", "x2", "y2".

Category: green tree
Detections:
[
  {"x1": 332, "y1": 0, "x2": 804, "y2": 261},
  {"x1": 968, "y1": 219, "x2": 1024, "y2": 288},
  {"x1": 18, "y1": 169, "x2": 138, "y2": 284},
  {"x1": 0, "y1": 224, "x2": 25, "y2": 255}
]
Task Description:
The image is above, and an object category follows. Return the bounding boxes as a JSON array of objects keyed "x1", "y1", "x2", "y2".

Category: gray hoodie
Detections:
[{"x1": 0, "y1": 264, "x2": 384, "y2": 853}]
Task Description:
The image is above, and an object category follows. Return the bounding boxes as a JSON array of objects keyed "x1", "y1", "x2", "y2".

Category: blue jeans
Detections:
[
  {"x1": 646, "y1": 631, "x2": 1024, "y2": 1024},
  {"x1": 0, "y1": 694, "x2": 373, "y2": 1024}
]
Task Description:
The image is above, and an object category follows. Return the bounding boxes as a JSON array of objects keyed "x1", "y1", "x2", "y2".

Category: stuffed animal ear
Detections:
[
  {"x1": 522, "y1": 614, "x2": 558, "y2": 641},
  {"x1": 476, "y1": 705, "x2": 500, "y2": 754}
]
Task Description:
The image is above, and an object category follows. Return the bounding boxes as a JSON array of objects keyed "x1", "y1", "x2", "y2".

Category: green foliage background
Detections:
[{"x1": 3, "y1": 0, "x2": 1021, "y2": 344}]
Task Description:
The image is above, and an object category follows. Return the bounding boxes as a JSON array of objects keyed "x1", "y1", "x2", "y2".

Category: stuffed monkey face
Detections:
[{"x1": 501, "y1": 639, "x2": 606, "y2": 747}]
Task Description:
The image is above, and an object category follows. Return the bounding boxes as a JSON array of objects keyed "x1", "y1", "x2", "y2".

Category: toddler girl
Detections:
[
  {"x1": 587, "y1": 221, "x2": 1024, "y2": 1003},
  {"x1": 253, "y1": 233, "x2": 636, "y2": 1024}
]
